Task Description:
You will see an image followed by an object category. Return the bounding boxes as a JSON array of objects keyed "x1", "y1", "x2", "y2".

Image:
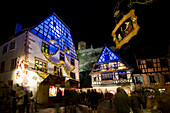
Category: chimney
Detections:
[{"x1": 15, "y1": 23, "x2": 22, "y2": 34}]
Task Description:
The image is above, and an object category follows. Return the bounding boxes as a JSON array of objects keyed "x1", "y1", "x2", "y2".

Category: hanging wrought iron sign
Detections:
[{"x1": 112, "y1": 9, "x2": 140, "y2": 49}]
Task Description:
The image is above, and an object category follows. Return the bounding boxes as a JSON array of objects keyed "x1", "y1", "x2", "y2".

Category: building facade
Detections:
[
  {"x1": 134, "y1": 57, "x2": 170, "y2": 87},
  {"x1": 77, "y1": 41, "x2": 115, "y2": 72},
  {"x1": 0, "y1": 13, "x2": 79, "y2": 95},
  {"x1": 90, "y1": 45, "x2": 133, "y2": 94}
]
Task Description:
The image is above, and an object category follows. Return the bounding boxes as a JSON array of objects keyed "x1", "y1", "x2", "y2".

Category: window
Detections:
[
  {"x1": 60, "y1": 52, "x2": 65, "y2": 61},
  {"x1": 42, "y1": 42, "x2": 49, "y2": 53},
  {"x1": 3, "y1": 45, "x2": 8, "y2": 54},
  {"x1": 102, "y1": 73, "x2": 113, "y2": 80},
  {"x1": 100, "y1": 64, "x2": 107, "y2": 69},
  {"x1": 146, "y1": 60, "x2": 153, "y2": 68},
  {"x1": 164, "y1": 74, "x2": 170, "y2": 82},
  {"x1": 94, "y1": 77, "x2": 96, "y2": 81},
  {"x1": 0, "y1": 61, "x2": 5, "y2": 72},
  {"x1": 135, "y1": 76, "x2": 141, "y2": 84},
  {"x1": 149, "y1": 75, "x2": 156, "y2": 83},
  {"x1": 10, "y1": 40, "x2": 15, "y2": 50},
  {"x1": 70, "y1": 72, "x2": 75, "y2": 79},
  {"x1": 109, "y1": 62, "x2": 118, "y2": 68},
  {"x1": 11, "y1": 58, "x2": 17, "y2": 70},
  {"x1": 119, "y1": 71, "x2": 127, "y2": 79},
  {"x1": 35, "y1": 58, "x2": 47, "y2": 73},
  {"x1": 160, "y1": 59, "x2": 168, "y2": 67},
  {"x1": 71, "y1": 58, "x2": 75, "y2": 66}
]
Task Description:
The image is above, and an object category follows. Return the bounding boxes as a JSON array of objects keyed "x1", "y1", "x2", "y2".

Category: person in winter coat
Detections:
[
  {"x1": 55, "y1": 89, "x2": 62, "y2": 113},
  {"x1": 89, "y1": 89, "x2": 98, "y2": 113},
  {"x1": 16, "y1": 86, "x2": 26, "y2": 113},
  {"x1": 130, "y1": 91, "x2": 142, "y2": 113},
  {"x1": 114, "y1": 87, "x2": 130, "y2": 113}
]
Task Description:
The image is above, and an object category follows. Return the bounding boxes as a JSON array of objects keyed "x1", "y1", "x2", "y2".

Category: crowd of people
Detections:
[
  {"x1": 0, "y1": 82, "x2": 37, "y2": 113},
  {"x1": 54, "y1": 87, "x2": 142, "y2": 113},
  {"x1": 1, "y1": 81, "x2": 163, "y2": 113}
]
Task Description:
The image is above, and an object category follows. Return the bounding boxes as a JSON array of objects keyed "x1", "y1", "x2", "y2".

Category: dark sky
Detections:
[{"x1": 0, "y1": 0, "x2": 168, "y2": 50}]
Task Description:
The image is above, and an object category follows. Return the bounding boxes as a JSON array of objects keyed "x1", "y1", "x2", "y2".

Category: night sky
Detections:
[{"x1": 0, "y1": 0, "x2": 167, "y2": 51}]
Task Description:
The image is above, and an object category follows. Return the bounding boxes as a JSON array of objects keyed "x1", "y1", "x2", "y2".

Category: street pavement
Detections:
[
  {"x1": 31, "y1": 101, "x2": 162, "y2": 113},
  {"x1": 32, "y1": 100, "x2": 116, "y2": 113}
]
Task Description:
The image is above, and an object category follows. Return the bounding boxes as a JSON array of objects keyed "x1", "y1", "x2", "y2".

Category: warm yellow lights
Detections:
[{"x1": 112, "y1": 9, "x2": 140, "y2": 49}]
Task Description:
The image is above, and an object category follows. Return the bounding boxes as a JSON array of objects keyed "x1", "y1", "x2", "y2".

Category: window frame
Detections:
[
  {"x1": 10, "y1": 40, "x2": 15, "y2": 51},
  {"x1": 34, "y1": 57, "x2": 48, "y2": 73},
  {"x1": 2, "y1": 45, "x2": 8, "y2": 54},
  {"x1": 42, "y1": 42, "x2": 49, "y2": 54},
  {"x1": 11, "y1": 58, "x2": 17, "y2": 70}
]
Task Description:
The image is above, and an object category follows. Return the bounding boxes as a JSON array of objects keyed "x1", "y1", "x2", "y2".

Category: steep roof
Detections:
[
  {"x1": 90, "y1": 44, "x2": 131, "y2": 75},
  {"x1": 29, "y1": 13, "x2": 78, "y2": 59}
]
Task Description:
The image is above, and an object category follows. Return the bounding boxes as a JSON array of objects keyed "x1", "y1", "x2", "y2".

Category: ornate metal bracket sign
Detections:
[{"x1": 112, "y1": 9, "x2": 140, "y2": 49}]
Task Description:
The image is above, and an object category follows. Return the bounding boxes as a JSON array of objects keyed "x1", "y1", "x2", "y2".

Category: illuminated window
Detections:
[
  {"x1": 109, "y1": 62, "x2": 118, "y2": 68},
  {"x1": 118, "y1": 71, "x2": 127, "y2": 79},
  {"x1": 101, "y1": 73, "x2": 113, "y2": 80},
  {"x1": 42, "y1": 42, "x2": 49, "y2": 53},
  {"x1": 35, "y1": 58, "x2": 47, "y2": 73},
  {"x1": 10, "y1": 40, "x2": 15, "y2": 50},
  {"x1": 100, "y1": 64, "x2": 107, "y2": 69}
]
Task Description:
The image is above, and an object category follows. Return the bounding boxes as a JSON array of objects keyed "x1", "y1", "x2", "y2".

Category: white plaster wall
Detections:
[
  {"x1": 28, "y1": 32, "x2": 54, "y2": 73},
  {"x1": 28, "y1": 32, "x2": 79, "y2": 81},
  {"x1": 0, "y1": 32, "x2": 26, "y2": 82}
]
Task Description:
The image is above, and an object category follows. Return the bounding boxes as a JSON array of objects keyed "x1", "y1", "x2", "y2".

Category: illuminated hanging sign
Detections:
[{"x1": 112, "y1": 9, "x2": 140, "y2": 49}]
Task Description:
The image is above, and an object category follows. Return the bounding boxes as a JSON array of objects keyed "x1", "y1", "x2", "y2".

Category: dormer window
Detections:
[{"x1": 42, "y1": 42, "x2": 49, "y2": 54}]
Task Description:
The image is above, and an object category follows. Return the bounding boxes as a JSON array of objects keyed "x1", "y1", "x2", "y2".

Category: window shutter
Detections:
[
  {"x1": 147, "y1": 75, "x2": 150, "y2": 84},
  {"x1": 155, "y1": 75, "x2": 159, "y2": 82},
  {"x1": 161, "y1": 75, "x2": 165, "y2": 82},
  {"x1": 140, "y1": 76, "x2": 144, "y2": 83}
]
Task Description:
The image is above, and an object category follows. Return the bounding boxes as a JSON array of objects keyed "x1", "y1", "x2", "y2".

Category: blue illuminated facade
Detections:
[
  {"x1": 90, "y1": 45, "x2": 133, "y2": 93},
  {"x1": 29, "y1": 13, "x2": 77, "y2": 59},
  {"x1": 97, "y1": 45, "x2": 119, "y2": 63}
]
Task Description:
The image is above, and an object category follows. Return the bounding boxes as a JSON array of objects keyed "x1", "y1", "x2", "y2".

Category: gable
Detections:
[
  {"x1": 91, "y1": 45, "x2": 130, "y2": 74},
  {"x1": 97, "y1": 46, "x2": 118, "y2": 63},
  {"x1": 29, "y1": 13, "x2": 78, "y2": 59}
]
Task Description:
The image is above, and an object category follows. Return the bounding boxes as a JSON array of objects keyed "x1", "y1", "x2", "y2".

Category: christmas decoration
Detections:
[{"x1": 112, "y1": 9, "x2": 140, "y2": 49}]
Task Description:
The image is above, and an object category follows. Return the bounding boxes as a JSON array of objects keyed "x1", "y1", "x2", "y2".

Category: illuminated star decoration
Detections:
[{"x1": 112, "y1": 9, "x2": 140, "y2": 49}]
